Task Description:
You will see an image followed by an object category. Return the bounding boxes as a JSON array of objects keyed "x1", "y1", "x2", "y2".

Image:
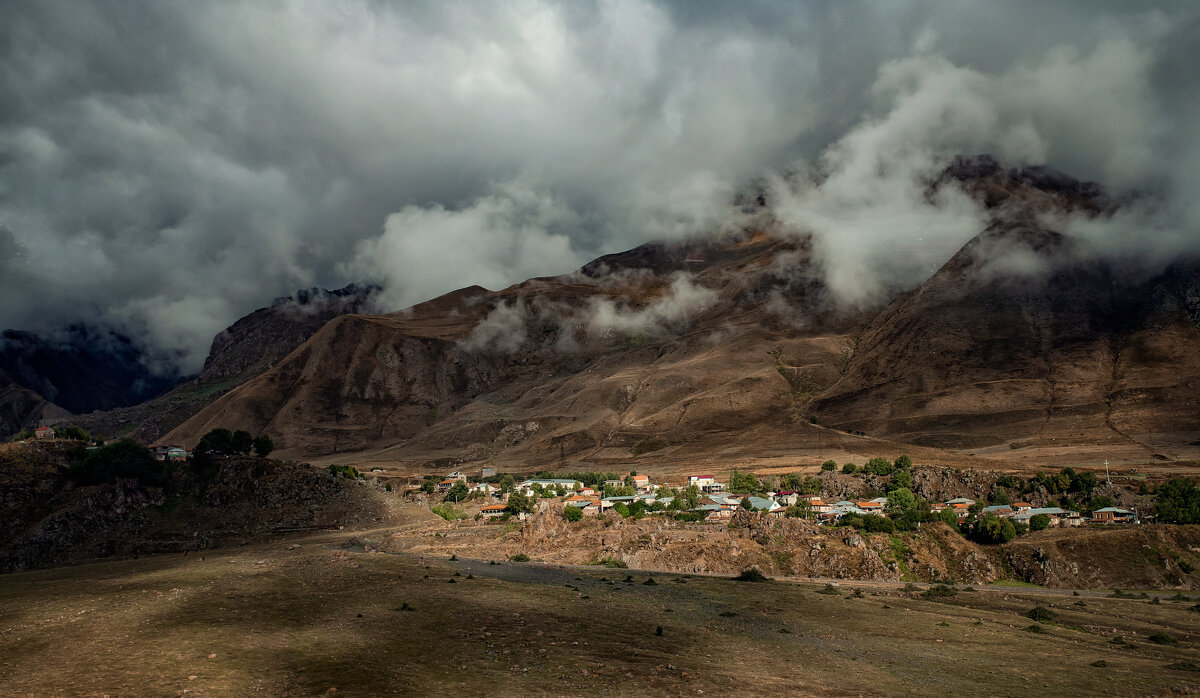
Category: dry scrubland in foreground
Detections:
[{"x1": 3, "y1": 537, "x2": 1200, "y2": 695}]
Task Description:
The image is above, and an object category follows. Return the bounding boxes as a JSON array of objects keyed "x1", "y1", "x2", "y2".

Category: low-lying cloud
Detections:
[{"x1": 1, "y1": 1, "x2": 1197, "y2": 371}]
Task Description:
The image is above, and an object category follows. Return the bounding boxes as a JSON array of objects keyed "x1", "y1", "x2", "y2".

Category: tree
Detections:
[
  {"x1": 1029, "y1": 514, "x2": 1051, "y2": 531},
  {"x1": 66, "y1": 439, "x2": 161, "y2": 486},
  {"x1": 740, "y1": 497, "x2": 753, "y2": 510},
  {"x1": 894, "y1": 454, "x2": 913, "y2": 470},
  {"x1": 821, "y1": 460, "x2": 837, "y2": 471},
  {"x1": 196, "y1": 428, "x2": 234, "y2": 455},
  {"x1": 780, "y1": 472, "x2": 804, "y2": 492},
  {"x1": 729, "y1": 469, "x2": 760, "y2": 494},
  {"x1": 444, "y1": 481, "x2": 469, "y2": 502},
  {"x1": 973, "y1": 514, "x2": 1016, "y2": 544},
  {"x1": 785, "y1": 502, "x2": 812, "y2": 519},
  {"x1": 1155, "y1": 478, "x2": 1200, "y2": 524},
  {"x1": 231, "y1": 429, "x2": 253, "y2": 455},
  {"x1": 252, "y1": 435, "x2": 274, "y2": 458},
  {"x1": 499, "y1": 474, "x2": 516, "y2": 494},
  {"x1": 54, "y1": 425, "x2": 91, "y2": 441},
  {"x1": 842, "y1": 463, "x2": 857, "y2": 474},
  {"x1": 938, "y1": 507, "x2": 959, "y2": 527},
  {"x1": 681, "y1": 484, "x2": 701, "y2": 510},
  {"x1": 506, "y1": 491, "x2": 531, "y2": 513},
  {"x1": 864, "y1": 457, "x2": 893, "y2": 476},
  {"x1": 887, "y1": 468, "x2": 912, "y2": 492},
  {"x1": 420, "y1": 479, "x2": 436, "y2": 493},
  {"x1": 564, "y1": 506, "x2": 583, "y2": 522},
  {"x1": 799, "y1": 476, "x2": 822, "y2": 495},
  {"x1": 887, "y1": 488, "x2": 916, "y2": 513}
]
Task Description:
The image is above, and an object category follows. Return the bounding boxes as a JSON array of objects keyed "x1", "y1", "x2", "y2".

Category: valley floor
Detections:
[{"x1": 2, "y1": 530, "x2": 1200, "y2": 696}]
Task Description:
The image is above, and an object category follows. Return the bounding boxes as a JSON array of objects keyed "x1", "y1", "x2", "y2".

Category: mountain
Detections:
[
  {"x1": 65, "y1": 283, "x2": 380, "y2": 443},
  {"x1": 811, "y1": 222, "x2": 1200, "y2": 460},
  {"x1": 148, "y1": 159, "x2": 1200, "y2": 473},
  {"x1": 0, "y1": 368, "x2": 71, "y2": 438},
  {"x1": 0, "y1": 326, "x2": 182, "y2": 440}
]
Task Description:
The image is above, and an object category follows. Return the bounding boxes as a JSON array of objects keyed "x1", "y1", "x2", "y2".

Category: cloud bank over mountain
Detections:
[{"x1": 1, "y1": 0, "x2": 1197, "y2": 370}]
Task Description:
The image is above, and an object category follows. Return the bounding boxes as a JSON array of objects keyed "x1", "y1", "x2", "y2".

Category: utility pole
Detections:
[{"x1": 1104, "y1": 459, "x2": 1111, "y2": 485}]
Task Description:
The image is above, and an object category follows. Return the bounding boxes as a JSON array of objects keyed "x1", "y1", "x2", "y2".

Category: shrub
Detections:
[
  {"x1": 1024, "y1": 624, "x2": 1048, "y2": 634},
  {"x1": 509, "y1": 553, "x2": 530, "y2": 562},
  {"x1": 864, "y1": 457, "x2": 894, "y2": 476},
  {"x1": 972, "y1": 514, "x2": 1016, "y2": 544},
  {"x1": 1165, "y1": 662, "x2": 1200, "y2": 672},
  {"x1": 252, "y1": 435, "x2": 274, "y2": 458},
  {"x1": 1026, "y1": 606, "x2": 1058, "y2": 623},
  {"x1": 642, "y1": 577, "x2": 657, "y2": 586},
  {"x1": 327, "y1": 464, "x2": 364, "y2": 480},
  {"x1": 1181, "y1": 560, "x2": 1196, "y2": 574},
  {"x1": 1090, "y1": 660, "x2": 1108, "y2": 668},
  {"x1": 817, "y1": 583, "x2": 841, "y2": 596},
  {"x1": 735, "y1": 567, "x2": 770, "y2": 582},
  {"x1": 1149, "y1": 632, "x2": 1178, "y2": 645},
  {"x1": 1029, "y1": 514, "x2": 1051, "y2": 531},
  {"x1": 821, "y1": 460, "x2": 837, "y2": 471},
  {"x1": 842, "y1": 463, "x2": 857, "y2": 474},
  {"x1": 590, "y1": 557, "x2": 627, "y2": 568},
  {"x1": 1155, "y1": 478, "x2": 1200, "y2": 524},
  {"x1": 563, "y1": 506, "x2": 583, "y2": 522},
  {"x1": 922, "y1": 584, "x2": 958, "y2": 599},
  {"x1": 431, "y1": 503, "x2": 467, "y2": 521}
]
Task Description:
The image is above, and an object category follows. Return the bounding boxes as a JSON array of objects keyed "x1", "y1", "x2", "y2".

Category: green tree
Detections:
[
  {"x1": 842, "y1": 463, "x2": 857, "y2": 474},
  {"x1": 564, "y1": 506, "x2": 583, "y2": 522},
  {"x1": 938, "y1": 507, "x2": 959, "y2": 527},
  {"x1": 444, "y1": 481, "x2": 469, "y2": 502},
  {"x1": 864, "y1": 457, "x2": 893, "y2": 476},
  {"x1": 1029, "y1": 514, "x2": 1051, "y2": 531},
  {"x1": 499, "y1": 474, "x2": 516, "y2": 494},
  {"x1": 506, "y1": 490, "x2": 532, "y2": 513},
  {"x1": 681, "y1": 484, "x2": 701, "y2": 510},
  {"x1": 729, "y1": 469, "x2": 760, "y2": 494},
  {"x1": 821, "y1": 460, "x2": 837, "y2": 471},
  {"x1": 420, "y1": 479, "x2": 436, "y2": 493},
  {"x1": 252, "y1": 435, "x2": 274, "y2": 458},
  {"x1": 740, "y1": 497, "x2": 753, "y2": 510},
  {"x1": 894, "y1": 454, "x2": 913, "y2": 470},
  {"x1": 231, "y1": 429, "x2": 253, "y2": 455},
  {"x1": 1155, "y1": 478, "x2": 1200, "y2": 524},
  {"x1": 779, "y1": 472, "x2": 802, "y2": 491},
  {"x1": 973, "y1": 514, "x2": 1016, "y2": 544},
  {"x1": 887, "y1": 488, "x2": 916, "y2": 512},
  {"x1": 888, "y1": 468, "x2": 913, "y2": 492},
  {"x1": 66, "y1": 439, "x2": 161, "y2": 486},
  {"x1": 799, "y1": 476, "x2": 822, "y2": 495},
  {"x1": 196, "y1": 428, "x2": 234, "y2": 455},
  {"x1": 54, "y1": 425, "x2": 91, "y2": 441}
]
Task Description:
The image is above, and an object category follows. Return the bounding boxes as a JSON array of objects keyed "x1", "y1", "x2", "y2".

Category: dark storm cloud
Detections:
[{"x1": 1, "y1": 0, "x2": 1197, "y2": 370}]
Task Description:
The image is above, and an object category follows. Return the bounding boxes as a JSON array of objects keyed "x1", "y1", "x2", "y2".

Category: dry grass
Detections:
[{"x1": 3, "y1": 534, "x2": 1200, "y2": 695}]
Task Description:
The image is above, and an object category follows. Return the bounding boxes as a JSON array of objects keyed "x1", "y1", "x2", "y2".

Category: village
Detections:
[{"x1": 425, "y1": 467, "x2": 1142, "y2": 530}]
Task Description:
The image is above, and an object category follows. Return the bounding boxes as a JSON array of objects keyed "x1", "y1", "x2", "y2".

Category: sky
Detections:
[{"x1": 1, "y1": 0, "x2": 1197, "y2": 372}]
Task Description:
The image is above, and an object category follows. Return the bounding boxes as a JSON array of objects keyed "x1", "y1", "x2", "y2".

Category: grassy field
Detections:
[{"x1": 2, "y1": 534, "x2": 1200, "y2": 695}]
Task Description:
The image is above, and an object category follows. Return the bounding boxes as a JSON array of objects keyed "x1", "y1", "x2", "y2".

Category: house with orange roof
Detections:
[{"x1": 480, "y1": 504, "x2": 509, "y2": 519}]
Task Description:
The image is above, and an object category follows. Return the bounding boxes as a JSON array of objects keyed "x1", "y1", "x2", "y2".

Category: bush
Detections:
[
  {"x1": 252, "y1": 435, "x2": 274, "y2": 458},
  {"x1": 673, "y1": 512, "x2": 704, "y2": 523},
  {"x1": 864, "y1": 457, "x2": 894, "y2": 476},
  {"x1": 821, "y1": 460, "x2": 837, "y2": 471},
  {"x1": 327, "y1": 464, "x2": 364, "y2": 480},
  {"x1": 1026, "y1": 606, "x2": 1058, "y2": 623},
  {"x1": 922, "y1": 584, "x2": 958, "y2": 599},
  {"x1": 563, "y1": 506, "x2": 583, "y2": 522},
  {"x1": 735, "y1": 567, "x2": 770, "y2": 582},
  {"x1": 431, "y1": 503, "x2": 467, "y2": 521},
  {"x1": 842, "y1": 463, "x2": 857, "y2": 474},
  {"x1": 1165, "y1": 662, "x2": 1200, "y2": 672},
  {"x1": 1149, "y1": 632, "x2": 1178, "y2": 645},
  {"x1": 817, "y1": 583, "x2": 841, "y2": 596},
  {"x1": 1029, "y1": 514, "x2": 1051, "y2": 531},
  {"x1": 509, "y1": 553, "x2": 530, "y2": 562},
  {"x1": 973, "y1": 514, "x2": 1016, "y2": 544},
  {"x1": 1024, "y1": 624, "x2": 1048, "y2": 634},
  {"x1": 54, "y1": 425, "x2": 91, "y2": 441}
]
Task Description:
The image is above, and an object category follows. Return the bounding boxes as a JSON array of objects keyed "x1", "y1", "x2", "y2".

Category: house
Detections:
[
  {"x1": 982, "y1": 505, "x2": 1015, "y2": 518},
  {"x1": 944, "y1": 497, "x2": 975, "y2": 507},
  {"x1": 34, "y1": 426, "x2": 53, "y2": 440},
  {"x1": 1012, "y1": 507, "x2": 1074, "y2": 527},
  {"x1": 480, "y1": 504, "x2": 509, "y2": 519},
  {"x1": 688, "y1": 475, "x2": 724, "y2": 493},
  {"x1": 480, "y1": 467, "x2": 496, "y2": 479},
  {"x1": 1011, "y1": 502, "x2": 1033, "y2": 511},
  {"x1": 166, "y1": 446, "x2": 189, "y2": 462},
  {"x1": 774, "y1": 491, "x2": 799, "y2": 507},
  {"x1": 631, "y1": 474, "x2": 650, "y2": 490},
  {"x1": 515, "y1": 478, "x2": 582, "y2": 495},
  {"x1": 1092, "y1": 507, "x2": 1137, "y2": 524},
  {"x1": 445, "y1": 471, "x2": 468, "y2": 482},
  {"x1": 437, "y1": 479, "x2": 457, "y2": 492},
  {"x1": 469, "y1": 482, "x2": 498, "y2": 496}
]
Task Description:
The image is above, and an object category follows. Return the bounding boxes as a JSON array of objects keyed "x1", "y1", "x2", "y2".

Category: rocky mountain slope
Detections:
[
  {"x1": 65, "y1": 283, "x2": 379, "y2": 443},
  {"x1": 154, "y1": 160, "x2": 1200, "y2": 473}
]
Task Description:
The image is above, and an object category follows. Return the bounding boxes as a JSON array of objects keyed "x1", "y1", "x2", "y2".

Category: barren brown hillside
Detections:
[{"x1": 163, "y1": 163, "x2": 1200, "y2": 478}]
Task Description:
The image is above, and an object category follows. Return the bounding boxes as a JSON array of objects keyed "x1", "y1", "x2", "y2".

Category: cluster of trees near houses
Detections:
[{"x1": 56, "y1": 427, "x2": 273, "y2": 488}]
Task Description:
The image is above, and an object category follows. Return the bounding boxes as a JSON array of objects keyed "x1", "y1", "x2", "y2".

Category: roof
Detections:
[
  {"x1": 945, "y1": 498, "x2": 975, "y2": 505},
  {"x1": 690, "y1": 475, "x2": 715, "y2": 479},
  {"x1": 518, "y1": 479, "x2": 580, "y2": 487},
  {"x1": 1094, "y1": 507, "x2": 1134, "y2": 514},
  {"x1": 481, "y1": 504, "x2": 508, "y2": 511},
  {"x1": 35, "y1": 426, "x2": 52, "y2": 431},
  {"x1": 776, "y1": 490, "x2": 796, "y2": 496}
]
